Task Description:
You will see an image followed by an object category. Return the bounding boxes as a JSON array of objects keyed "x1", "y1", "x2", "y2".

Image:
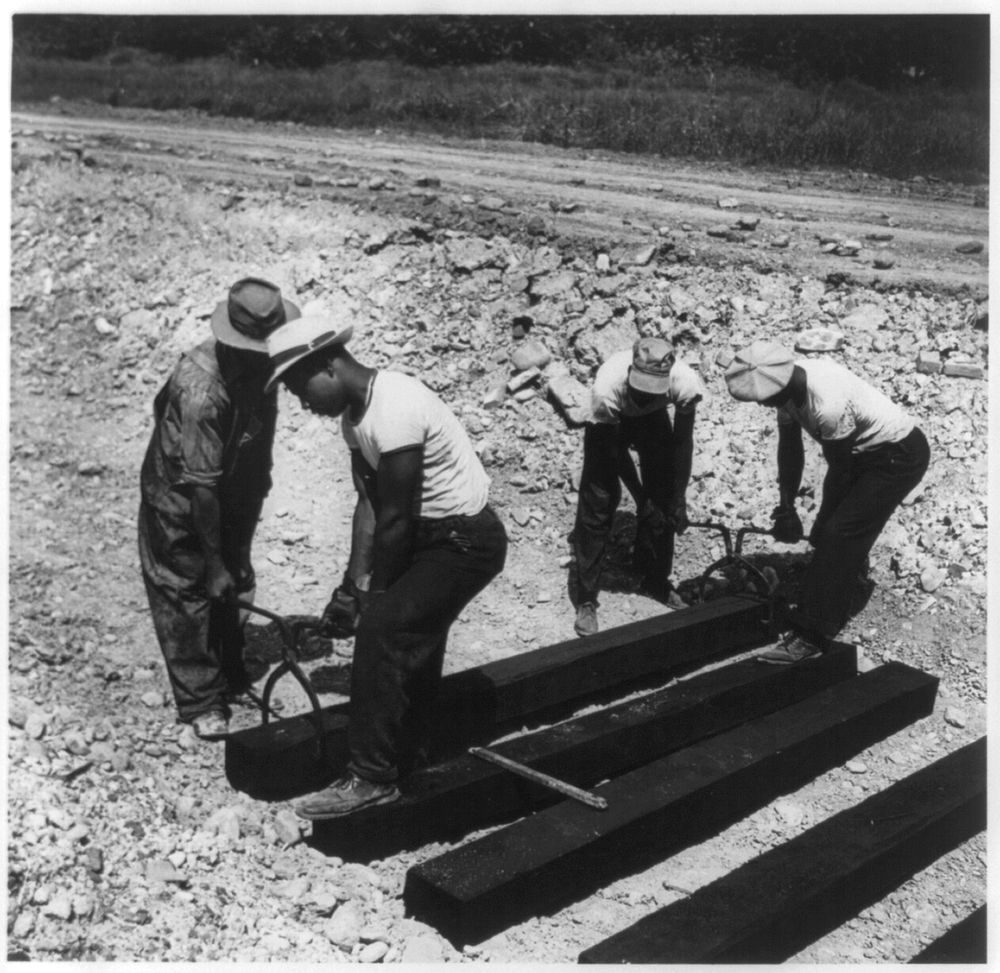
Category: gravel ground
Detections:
[{"x1": 7, "y1": 102, "x2": 988, "y2": 962}]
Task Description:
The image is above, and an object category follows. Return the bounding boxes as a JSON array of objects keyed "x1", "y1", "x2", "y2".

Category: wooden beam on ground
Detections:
[
  {"x1": 225, "y1": 595, "x2": 769, "y2": 798},
  {"x1": 309, "y1": 644, "x2": 857, "y2": 858},
  {"x1": 910, "y1": 904, "x2": 986, "y2": 964},
  {"x1": 579, "y1": 736, "x2": 985, "y2": 964},
  {"x1": 403, "y1": 662, "x2": 938, "y2": 946}
]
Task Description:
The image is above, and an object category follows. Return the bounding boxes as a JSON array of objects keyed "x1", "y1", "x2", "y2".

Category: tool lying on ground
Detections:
[{"x1": 469, "y1": 746, "x2": 609, "y2": 811}]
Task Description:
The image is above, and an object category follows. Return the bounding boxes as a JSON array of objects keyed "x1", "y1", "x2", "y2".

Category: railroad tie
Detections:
[
  {"x1": 579, "y1": 736, "x2": 985, "y2": 963},
  {"x1": 403, "y1": 661, "x2": 939, "y2": 946},
  {"x1": 225, "y1": 594, "x2": 769, "y2": 799},
  {"x1": 308, "y1": 644, "x2": 857, "y2": 858}
]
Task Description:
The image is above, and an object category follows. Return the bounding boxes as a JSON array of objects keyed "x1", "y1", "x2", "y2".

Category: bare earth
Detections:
[{"x1": 7, "y1": 101, "x2": 988, "y2": 962}]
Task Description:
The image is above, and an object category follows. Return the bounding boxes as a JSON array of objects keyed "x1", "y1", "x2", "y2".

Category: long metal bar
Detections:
[{"x1": 468, "y1": 746, "x2": 608, "y2": 811}]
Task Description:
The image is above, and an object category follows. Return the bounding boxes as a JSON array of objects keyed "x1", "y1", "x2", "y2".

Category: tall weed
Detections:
[{"x1": 11, "y1": 53, "x2": 987, "y2": 181}]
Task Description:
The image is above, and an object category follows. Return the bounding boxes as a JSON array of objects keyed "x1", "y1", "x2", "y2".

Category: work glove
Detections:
[
  {"x1": 205, "y1": 562, "x2": 236, "y2": 603},
  {"x1": 235, "y1": 564, "x2": 256, "y2": 596},
  {"x1": 320, "y1": 584, "x2": 361, "y2": 639},
  {"x1": 771, "y1": 504, "x2": 804, "y2": 543},
  {"x1": 666, "y1": 497, "x2": 689, "y2": 535}
]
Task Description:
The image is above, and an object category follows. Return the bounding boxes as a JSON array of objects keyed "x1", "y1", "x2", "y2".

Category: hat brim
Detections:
[
  {"x1": 627, "y1": 368, "x2": 672, "y2": 395},
  {"x1": 264, "y1": 325, "x2": 354, "y2": 394},
  {"x1": 211, "y1": 298, "x2": 302, "y2": 351}
]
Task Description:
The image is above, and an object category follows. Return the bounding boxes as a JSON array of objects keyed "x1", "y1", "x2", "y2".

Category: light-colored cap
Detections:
[
  {"x1": 628, "y1": 337, "x2": 675, "y2": 394},
  {"x1": 264, "y1": 314, "x2": 353, "y2": 393},
  {"x1": 724, "y1": 340, "x2": 795, "y2": 401}
]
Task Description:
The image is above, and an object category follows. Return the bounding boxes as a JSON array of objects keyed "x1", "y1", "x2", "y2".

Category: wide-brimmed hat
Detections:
[
  {"x1": 211, "y1": 277, "x2": 301, "y2": 351},
  {"x1": 264, "y1": 314, "x2": 354, "y2": 393},
  {"x1": 725, "y1": 340, "x2": 795, "y2": 401},
  {"x1": 628, "y1": 337, "x2": 675, "y2": 394}
]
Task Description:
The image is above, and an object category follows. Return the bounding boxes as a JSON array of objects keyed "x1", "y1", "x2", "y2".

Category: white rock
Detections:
[
  {"x1": 12, "y1": 911, "x2": 35, "y2": 937},
  {"x1": 25, "y1": 712, "x2": 47, "y2": 739},
  {"x1": 944, "y1": 707, "x2": 968, "y2": 729},
  {"x1": 359, "y1": 940, "x2": 390, "y2": 963},
  {"x1": 274, "y1": 809, "x2": 303, "y2": 846},
  {"x1": 920, "y1": 566, "x2": 947, "y2": 592},
  {"x1": 42, "y1": 894, "x2": 74, "y2": 919},
  {"x1": 324, "y1": 900, "x2": 364, "y2": 948},
  {"x1": 401, "y1": 933, "x2": 446, "y2": 963}
]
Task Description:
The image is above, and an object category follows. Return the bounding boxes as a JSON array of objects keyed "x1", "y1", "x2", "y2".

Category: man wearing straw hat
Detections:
[
  {"x1": 138, "y1": 277, "x2": 300, "y2": 740},
  {"x1": 265, "y1": 314, "x2": 508, "y2": 818},
  {"x1": 724, "y1": 340, "x2": 930, "y2": 664}
]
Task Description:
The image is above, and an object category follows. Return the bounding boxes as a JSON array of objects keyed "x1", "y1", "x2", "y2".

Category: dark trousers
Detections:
[
  {"x1": 572, "y1": 413, "x2": 675, "y2": 605},
  {"x1": 138, "y1": 501, "x2": 250, "y2": 721},
  {"x1": 347, "y1": 505, "x2": 508, "y2": 783},
  {"x1": 796, "y1": 427, "x2": 930, "y2": 640}
]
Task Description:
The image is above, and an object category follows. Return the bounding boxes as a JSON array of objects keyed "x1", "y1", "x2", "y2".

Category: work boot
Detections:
[
  {"x1": 574, "y1": 602, "x2": 599, "y2": 637},
  {"x1": 191, "y1": 710, "x2": 230, "y2": 741},
  {"x1": 757, "y1": 631, "x2": 823, "y2": 665},
  {"x1": 294, "y1": 772, "x2": 400, "y2": 820}
]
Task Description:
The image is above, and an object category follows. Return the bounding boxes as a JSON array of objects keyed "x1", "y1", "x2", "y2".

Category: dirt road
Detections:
[
  {"x1": 8, "y1": 101, "x2": 988, "y2": 963},
  {"x1": 13, "y1": 104, "x2": 988, "y2": 294}
]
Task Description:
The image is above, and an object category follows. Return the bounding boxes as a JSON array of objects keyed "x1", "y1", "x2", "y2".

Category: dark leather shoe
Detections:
[{"x1": 295, "y1": 773, "x2": 400, "y2": 820}]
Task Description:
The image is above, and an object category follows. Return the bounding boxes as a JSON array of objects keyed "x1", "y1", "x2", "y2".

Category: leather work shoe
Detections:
[
  {"x1": 191, "y1": 711, "x2": 230, "y2": 741},
  {"x1": 574, "y1": 602, "x2": 599, "y2": 637},
  {"x1": 758, "y1": 632, "x2": 823, "y2": 665},
  {"x1": 295, "y1": 773, "x2": 401, "y2": 820}
]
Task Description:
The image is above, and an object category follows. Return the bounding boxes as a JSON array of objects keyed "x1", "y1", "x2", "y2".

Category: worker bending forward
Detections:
[
  {"x1": 266, "y1": 316, "x2": 508, "y2": 818},
  {"x1": 572, "y1": 337, "x2": 705, "y2": 636},
  {"x1": 725, "y1": 340, "x2": 930, "y2": 664}
]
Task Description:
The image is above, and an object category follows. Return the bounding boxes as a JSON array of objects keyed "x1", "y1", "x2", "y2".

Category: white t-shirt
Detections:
[
  {"x1": 342, "y1": 371, "x2": 490, "y2": 519},
  {"x1": 590, "y1": 349, "x2": 706, "y2": 425},
  {"x1": 777, "y1": 359, "x2": 914, "y2": 453}
]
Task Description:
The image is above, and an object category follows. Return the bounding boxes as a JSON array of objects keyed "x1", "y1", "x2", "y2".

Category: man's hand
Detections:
[
  {"x1": 236, "y1": 562, "x2": 256, "y2": 595},
  {"x1": 320, "y1": 585, "x2": 361, "y2": 639},
  {"x1": 639, "y1": 499, "x2": 669, "y2": 534},
  {"x1": 666, "y1": 497, "x2": 689, "y2": 535},
  {"x1": 205, "y1": 561, "x2": 236, "y2": 602},
  {"x1": 771, "y1": 504, "x2": 804, "y2": 543}
]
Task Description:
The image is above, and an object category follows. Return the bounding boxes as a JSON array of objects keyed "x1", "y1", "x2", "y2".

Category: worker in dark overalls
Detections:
[
  {"x1": 725, "y1": 340, "x2": 930, "y2": 664},
  {"x1": 138, "y1": 278, "x2": 299, "y2": 740}
]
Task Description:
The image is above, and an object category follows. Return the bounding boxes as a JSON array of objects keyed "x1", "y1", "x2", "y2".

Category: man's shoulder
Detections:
[
  {"x1": 168, "y1": 341, "x2": 227, "y2": 406},
  {"x1": 801, "y1": 357, "x2": 849, "y2": 383},
  {"x1": 593, "y1": 350, "x2": 632, "y2": 390}
]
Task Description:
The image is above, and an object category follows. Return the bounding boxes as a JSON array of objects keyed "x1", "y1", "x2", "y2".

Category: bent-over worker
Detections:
[
  {"x1": 571, "y1": 337, "x2": 705, "y2": 636},
  {"x1": 725, "y1": 340, "x2": 930, "y2": 664},
  {"x1": 265, "y1": 315, "x2": 508, "y2": 818}
]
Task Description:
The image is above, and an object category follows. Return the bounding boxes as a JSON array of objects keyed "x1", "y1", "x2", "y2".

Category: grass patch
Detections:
[{"x1": 12, "y1": 52, "x2": 988, "y2": 182}]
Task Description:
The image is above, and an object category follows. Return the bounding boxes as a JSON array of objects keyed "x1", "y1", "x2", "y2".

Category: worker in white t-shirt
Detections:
[
  {"x1": 725, "y1": 340, "x2": 930, "y2": 664},
  {"x1": 263, "y1": 315, "x2": 508, "y2": 818},
  {"x1": 571, "y1": 337, "x2": 706, "y2": 637}
]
